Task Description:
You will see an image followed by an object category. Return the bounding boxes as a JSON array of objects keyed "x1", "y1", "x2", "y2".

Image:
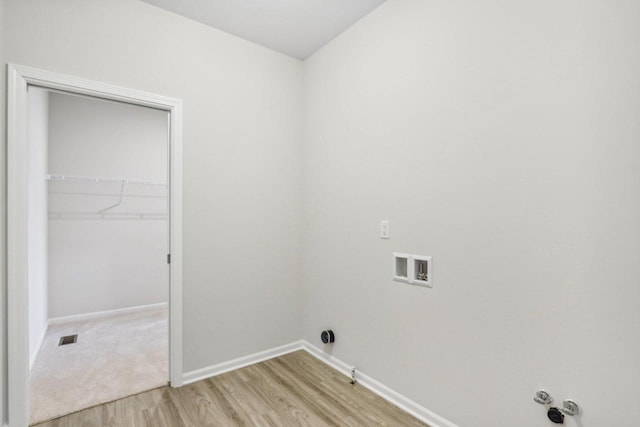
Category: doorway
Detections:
[
  {"x1": 7, "y1": 65, "x2": 184, "y2": 427},
  {"x1": 28, "y1": 87, "x2": 169, "y2": 424}
]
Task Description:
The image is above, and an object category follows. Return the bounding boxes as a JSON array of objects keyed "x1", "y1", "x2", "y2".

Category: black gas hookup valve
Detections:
[{"x1": 547, "y1": 407, "x2": 565, "y2": 424}]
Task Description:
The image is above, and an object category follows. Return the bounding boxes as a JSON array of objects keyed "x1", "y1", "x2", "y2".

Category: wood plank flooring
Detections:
[{"x1": 34, "y1": 350, "x2": 429, "y2": 427}]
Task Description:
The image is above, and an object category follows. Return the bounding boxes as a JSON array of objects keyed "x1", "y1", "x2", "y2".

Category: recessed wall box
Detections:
[
  {"x1": 411, "y1": 255, "x2": 432, "y2": 287},
  {"x1": 393, "y1": 253, "x2": 410, "y2": 283}
]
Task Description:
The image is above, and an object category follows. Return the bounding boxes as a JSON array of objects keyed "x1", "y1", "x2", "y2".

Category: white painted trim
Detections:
[
  {"x1": 48, "y1": 302, "x2": 168, "y2": 326},
  {"x1": 302, "y1": 341, "x2": 459, "y2": 427},
  {"x1": 168, "y1": 91, "x2": 184, "y2": 388},
  {"x1": 29, "y1": 321, "x2": 48, "y2": 371},
  {"x1": 7, "y1": 63, "x2": 32, "y2": 427},
  {"x1": 302, "y1": 341, "x2": 353, "y2": 374},
  {"x1": 182, "y1": 341, "x2": 305, "y2": 385},
  {"x1": 7, "y1": 64, "x2": 184, "y2": 427}
]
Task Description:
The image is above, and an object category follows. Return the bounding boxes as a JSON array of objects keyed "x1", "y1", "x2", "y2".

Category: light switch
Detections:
[{"x1": 380, "y1": 220, "x2": 390, "y2": 239}]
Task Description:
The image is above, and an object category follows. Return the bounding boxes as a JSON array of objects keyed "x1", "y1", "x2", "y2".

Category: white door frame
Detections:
[{"x1": 6, "y1": 64, "x2": 184, "y2": 427}]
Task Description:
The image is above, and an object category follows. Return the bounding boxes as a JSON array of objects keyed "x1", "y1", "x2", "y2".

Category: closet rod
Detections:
[{"x1": 47, "y1": 174, "x2": 167, "y2": 187}]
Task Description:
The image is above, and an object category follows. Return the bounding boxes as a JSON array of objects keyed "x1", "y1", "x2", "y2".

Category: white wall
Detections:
[
  {"x1": 2, "y1": 1, "x2": 303, "y2": 419},
  {"x1": 302, "y1": 0, "x2": 640, "y2": 426},
  {"x1": 0, "y1": 0, "x2": 7, "y2": 422},
  {"x1": 47, "y1": 93, "x2": 169, "y2": 318},
  {"x1": 27, "y1": 88, "x2": 49, "y2": 369},
  {"x1": 48, "y1": 93, "x2": 168, "y2": 183}
]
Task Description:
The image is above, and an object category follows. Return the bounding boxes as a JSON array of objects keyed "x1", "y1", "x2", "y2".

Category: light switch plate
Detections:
[{"x1": 380, "y1": 220, "x2": 390, "y2": 239}]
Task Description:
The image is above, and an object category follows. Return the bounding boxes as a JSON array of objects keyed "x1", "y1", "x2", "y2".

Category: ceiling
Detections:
[{"x1": 140, "y1": 0, "x2": 386, "y2": 59}]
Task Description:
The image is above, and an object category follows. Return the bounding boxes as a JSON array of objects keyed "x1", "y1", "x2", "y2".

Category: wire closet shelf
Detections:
[{"x1": 47, "y1": 174, "x2": 168, "y2": 220}]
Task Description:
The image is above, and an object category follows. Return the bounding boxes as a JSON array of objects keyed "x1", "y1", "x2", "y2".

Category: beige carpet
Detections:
[{"x1": 30, "y1": 307, "x2": 168, "y2": 425}]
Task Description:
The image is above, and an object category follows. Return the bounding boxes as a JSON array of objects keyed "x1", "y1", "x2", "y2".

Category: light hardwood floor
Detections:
[{"x1": 34, "y1": 350, "x2": 429, "y2": 427}]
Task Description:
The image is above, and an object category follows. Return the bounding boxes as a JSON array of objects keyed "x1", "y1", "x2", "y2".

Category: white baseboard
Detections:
[
  {"x1": 302, "y1": 341, "x2": 458, "y2": 427},
  {"x1": 29, "y1": 321, "x2": 48, "y2": 371},
  {"x1": 48, "y1": 302, "x2": 168, "y2": 326},
  {"x1": 181, "y1": 339, "x2": 457, "y2": 427},
  {"x1": 182, "y1": 341, "x2": 305, "y2": 385}
]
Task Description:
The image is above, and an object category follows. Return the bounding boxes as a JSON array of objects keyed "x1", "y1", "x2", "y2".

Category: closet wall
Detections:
[{"x1": 48, "y1": 93, "x2": 169, "y2": 318}]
